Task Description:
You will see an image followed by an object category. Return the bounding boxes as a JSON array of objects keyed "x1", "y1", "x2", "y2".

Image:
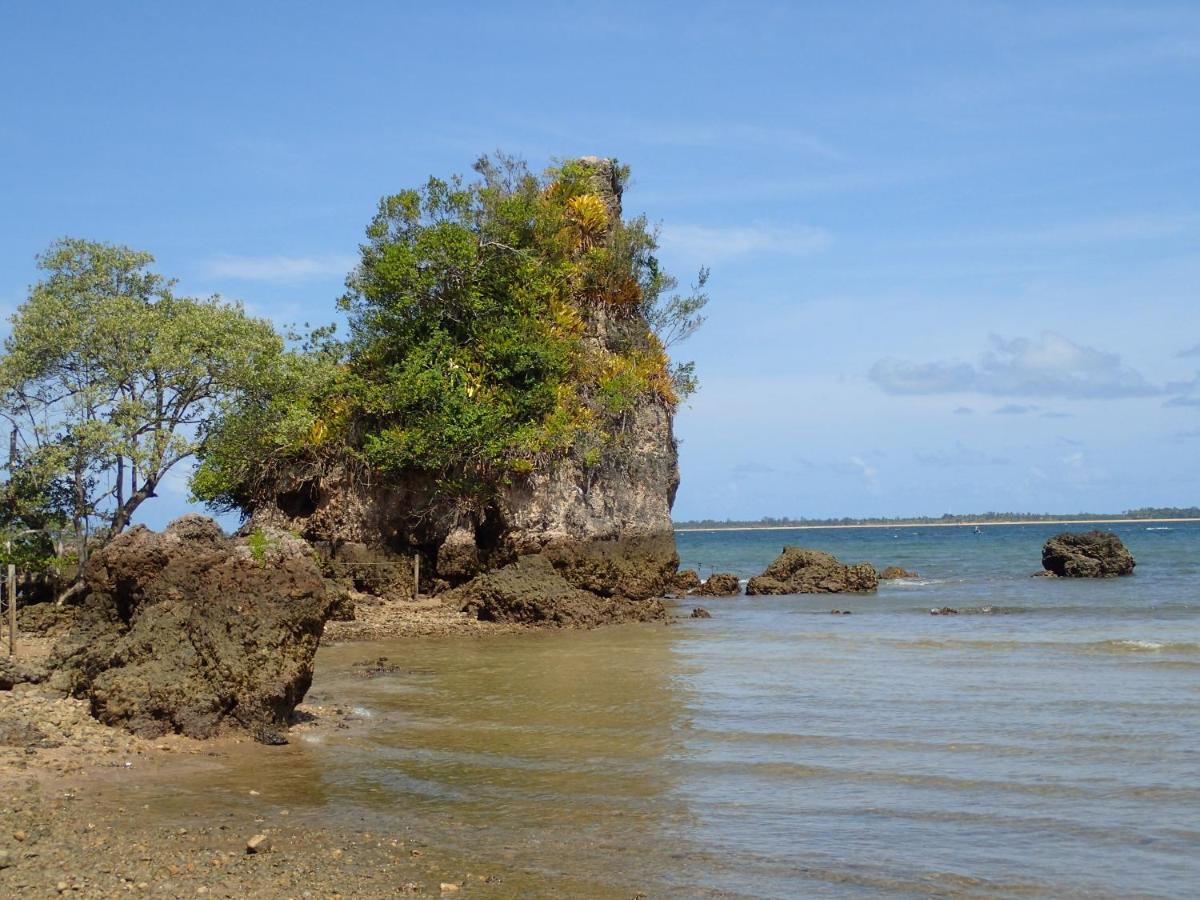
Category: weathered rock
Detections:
[
  {"x1": 692, "y1": 573, "x2": 741, "y2": 596},
  {"x1": 48, "y1": 515, "x2": 332, "y2": 742},
  {"x1": 0, "y1": 657, "x2": 47, "y2": 691},
  {"x1": 671, "y1": 569, "x2": 702, "y2": 594},
  {"x1": 1041, "y1": 531, "x2": 1135, "y2": 578},
  {"x1": 689, "y1": 607, "x2": 711, "y2": 619},
  {"x1": 879, "y1": 566, "x2": 918, "y2": 580},
  {"x1": 930, "y1": 607, "x2": 959, "y2": 615},
  {"x1": 245, "y1": 834, "x2": 271, "y2": 854},
  {"x1": 17, "y1": 602, "x2": 78, "y2": 637},
  {"x1": 314, "y1": 541, "x2": 413, "y2": 599},
  {"x1": 449, "y1": 555, "x2": 666, "y2": 628},
  {"x1": 746, "y1": 548, "x2": 878, "y2": 595}
]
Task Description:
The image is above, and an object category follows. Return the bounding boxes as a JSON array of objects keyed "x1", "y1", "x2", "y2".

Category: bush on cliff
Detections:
[{"x1": 192, "y1": 155, "x2": 707, "y2": 512}]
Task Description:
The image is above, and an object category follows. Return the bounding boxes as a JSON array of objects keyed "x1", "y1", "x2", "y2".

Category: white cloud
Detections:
[
  {"x1": 204, "y1": 254, "x2": 356, "y2": 282},
  {"x1": 870, "y1": 332, "x2": 1162, "y2": 399},
  {"x1": 660, "y1": 224, "x2": 831, "y2": 262}
]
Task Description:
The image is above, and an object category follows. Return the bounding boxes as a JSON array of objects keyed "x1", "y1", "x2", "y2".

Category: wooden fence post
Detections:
[{"x1": 6, "y1": 564, "x2": 15, "y2": 657}]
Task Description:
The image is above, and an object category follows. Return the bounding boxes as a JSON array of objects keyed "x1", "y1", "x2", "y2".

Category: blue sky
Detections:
[{"x1": 2, "y1": 1, "x2": 1198, "y2": 525}]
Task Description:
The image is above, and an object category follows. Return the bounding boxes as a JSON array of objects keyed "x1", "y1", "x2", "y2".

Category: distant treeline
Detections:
[{"x1": 674, "y1": 507, "x2": 1200, "y2": 529}]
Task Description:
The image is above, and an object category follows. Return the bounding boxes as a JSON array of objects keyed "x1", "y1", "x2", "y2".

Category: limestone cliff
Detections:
[{"x1": 247, "y1": 158, "x2": 681, "y2": 615}]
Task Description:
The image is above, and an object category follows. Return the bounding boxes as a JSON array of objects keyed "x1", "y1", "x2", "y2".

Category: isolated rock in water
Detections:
[
  {"x1": 1041, "y1": 530, "x2": 1135, "y2": 577},
  {"x1": 451, "y1": 554, "x2": 666, "y2": 628},
  {"x1": 692, "y1": 572, "x2": 741, "y2": 596},
  {"x1": 746, "y1": 547, "x2": 878, "y2": 595},
  {"x1": 689, "y1": 607, "x2": 712, "y2": 619},
  {"x1": 49, "y1": 515, "x2": 331, "y2": 742},
  {"x1": 672, "y1": 569, "x2": 702, "y2": 594},
  {"x1": 879, "y1": 566, "x2": 918, "y2": 580}
]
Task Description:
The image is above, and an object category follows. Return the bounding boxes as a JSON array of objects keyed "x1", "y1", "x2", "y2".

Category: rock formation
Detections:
[
  {"x1": 448, "y1": 555, "x2": 665, "y2": 628},
  {"x1": 671, "y1": 569, "x2": 702, "y2": 594},
  {"x1": 245, "y1": 158, "x2": 680, "y2": 619},
  {"x1": 1041, "y1": 531, "x2": 1135, "y2": 578},
  {"x1": 879, "y1": 566, "x2": 918, "y2": 580},
  {"x1": 49, "y1": 515, "x2": 331, "y2": 743},
  {"x1": 692, "y1": 573, "x2": 741, "y2": 596},
  {"x1": 746, "y1": 547, "x2": 878, "y2": 595}
]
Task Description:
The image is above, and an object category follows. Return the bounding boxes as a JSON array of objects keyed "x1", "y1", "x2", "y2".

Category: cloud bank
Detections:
[{"x1": 870, "y1": 332, "x2": 1162, "y2": 399}]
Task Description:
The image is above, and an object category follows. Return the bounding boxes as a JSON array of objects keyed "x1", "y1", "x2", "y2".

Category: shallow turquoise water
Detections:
[{"x1": 140, "y1": 523, "x2": 1200, "y2": 897}]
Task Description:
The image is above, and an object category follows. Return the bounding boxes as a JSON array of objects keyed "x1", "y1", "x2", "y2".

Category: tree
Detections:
[
  {"x1": 193, "y1": 154, "x2": 709, "y2": 514},
  {"x1": 0, "y1": 238, "x2": 283, "y2": 595}
]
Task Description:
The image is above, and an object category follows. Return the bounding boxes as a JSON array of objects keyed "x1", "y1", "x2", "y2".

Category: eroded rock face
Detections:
[
  {"x1": 49, "y1": 515, "x2": 331, "y2": 742},
  {"x1": 693, "y1": 573, "x2": 741, "y2": 596},
  {"x1": 449, "y1": 555, "x2": 666, "y2": 628},
  {"x1": 746, "y1": 548, "x2": 878, "y2": 595},
  {"x1": 1041, "y1": 531, "x2": 1135, "y2": 578},
  {"x1": 672, "y1": 569, "x2": 702, "y2": 594}
]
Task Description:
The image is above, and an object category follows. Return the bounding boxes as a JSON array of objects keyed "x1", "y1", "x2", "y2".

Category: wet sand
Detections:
[{"x1": 0, "y1": 597, "x2": 639, "y2": 898}]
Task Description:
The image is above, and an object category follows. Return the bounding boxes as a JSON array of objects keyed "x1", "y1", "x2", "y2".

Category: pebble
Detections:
[
  {"x1": 440, "y1": 884, "x2": 460, "y2": 893},
  {"x1": 245, "y1": 834, "x2": 271, "y2": 854}
]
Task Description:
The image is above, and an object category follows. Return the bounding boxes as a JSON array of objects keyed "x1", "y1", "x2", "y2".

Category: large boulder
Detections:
[
  {"x1": 49, "y1": 515, "x2": 332, "y2": 743},
  {"x1": 746, "y1": 547, "x2": 878, "y2": 595},
  {"x1": 692, "y1": 572, "x2": 741, "y2": 596},
  {"x1": 450, "y1": 555, "x2": 666, "y2": 628},
  {"x1": 1041, "y1": 531, "x2": 1135, "y2": 577}
]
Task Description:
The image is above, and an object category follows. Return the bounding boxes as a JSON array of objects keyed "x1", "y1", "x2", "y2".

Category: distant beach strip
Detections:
[{"x1": 674, "y1": 517, "x2": 1200, "y2": 533}]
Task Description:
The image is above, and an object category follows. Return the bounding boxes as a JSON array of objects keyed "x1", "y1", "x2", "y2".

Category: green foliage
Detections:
[
  {"x1": 0, "y1": 238, "x2": 284, "y2": 556},
  {"x1": 245, "y1": 527, "x2": 272, "y2": 564},
  {"x1": 194, "y1": 155, "x2": 707, "y2": 510}
]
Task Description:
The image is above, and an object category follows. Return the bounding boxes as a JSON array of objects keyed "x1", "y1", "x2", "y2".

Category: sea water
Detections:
[{"x1": 130, "y1": 523, "x2": 1200, "y2": 897}]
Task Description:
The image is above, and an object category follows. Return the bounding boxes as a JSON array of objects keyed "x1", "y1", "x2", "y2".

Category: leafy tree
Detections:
[
  {"x1": 0, "y1": 238, "x2": 283, "y2": 591},
  {"x1": 193, "y1": 155, "x2": 708, "y2": 513}
]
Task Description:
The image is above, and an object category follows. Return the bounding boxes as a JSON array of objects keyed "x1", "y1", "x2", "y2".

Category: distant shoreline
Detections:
[{"x1": 674, "y1": 517, "x2": 1200, "y2": 533}]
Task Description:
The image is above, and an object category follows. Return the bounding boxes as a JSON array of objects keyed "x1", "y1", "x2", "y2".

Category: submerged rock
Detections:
[
  {"x1": 1041, "y1": 531, "x2": 1135, "y2": 578},
  {"x1": 49, "y1": 515, "x2": 331, "y2": 742},
  {"x1": 879, "y1": 566, "x2": 918, "y2": 580},
  {"x1": 689, "y1": 607, "x2": 712, "y2": 619},
  {"x1": 692, "y1": 572, "x2": 741, "y2": 596},
  {"x1": 450, "y1": 555, "x2": 666, "y2": 628},
  {"x1": 746, "y1": 547, "x2": 878, "y2": 595}
]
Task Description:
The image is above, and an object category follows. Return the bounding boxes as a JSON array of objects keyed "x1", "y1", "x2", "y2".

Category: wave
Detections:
[
  {"x1": 1145, "y1": 526, "x2": 1172, "y2": 531},
  {"x1": 1088, "y1": 639, "x2": 1200, "y2": 653},
  {"x1": 891, "y1": 636, "x2": 1200, "y2": 654}
]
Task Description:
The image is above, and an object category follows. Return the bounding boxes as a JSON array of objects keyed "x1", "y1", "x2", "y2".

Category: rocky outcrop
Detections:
[
  {"x1": 671, "y1": 569, "x2": 702, "y2": 594},
  {"x1": 245, "y1": 157, "x2": 679, "y2": 618},
  {"x1": 448, "y1": 555, "x2": 666, "y2": 628},
  {"x1": 879, "y1": 566, "x2": 918, "y2": 580},
  {"x1": 746, "y1": 548, "x2": 878, "y2": 595},
  {"x1": 0, "y1": 657, "x2": 46, "y2": 691},
  {"x1": 692, "y1": 573, "x2": 741, "y2": 596},
  {"x1": 48, "y1": 515, "x2": 331, "y2": 743},
  {"x1": 1041, "y1": 531, "x2": 1135, "y2": 578}
]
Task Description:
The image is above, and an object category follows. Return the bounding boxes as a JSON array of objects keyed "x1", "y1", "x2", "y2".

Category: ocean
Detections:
[{"x1": 130, "y1": 522, "x2": 1200, "y2": 897}]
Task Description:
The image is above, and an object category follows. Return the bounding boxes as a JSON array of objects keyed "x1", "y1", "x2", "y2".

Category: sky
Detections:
[{"x1": 1, "y1": 1, "x2": 1198, "y2": 526}]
